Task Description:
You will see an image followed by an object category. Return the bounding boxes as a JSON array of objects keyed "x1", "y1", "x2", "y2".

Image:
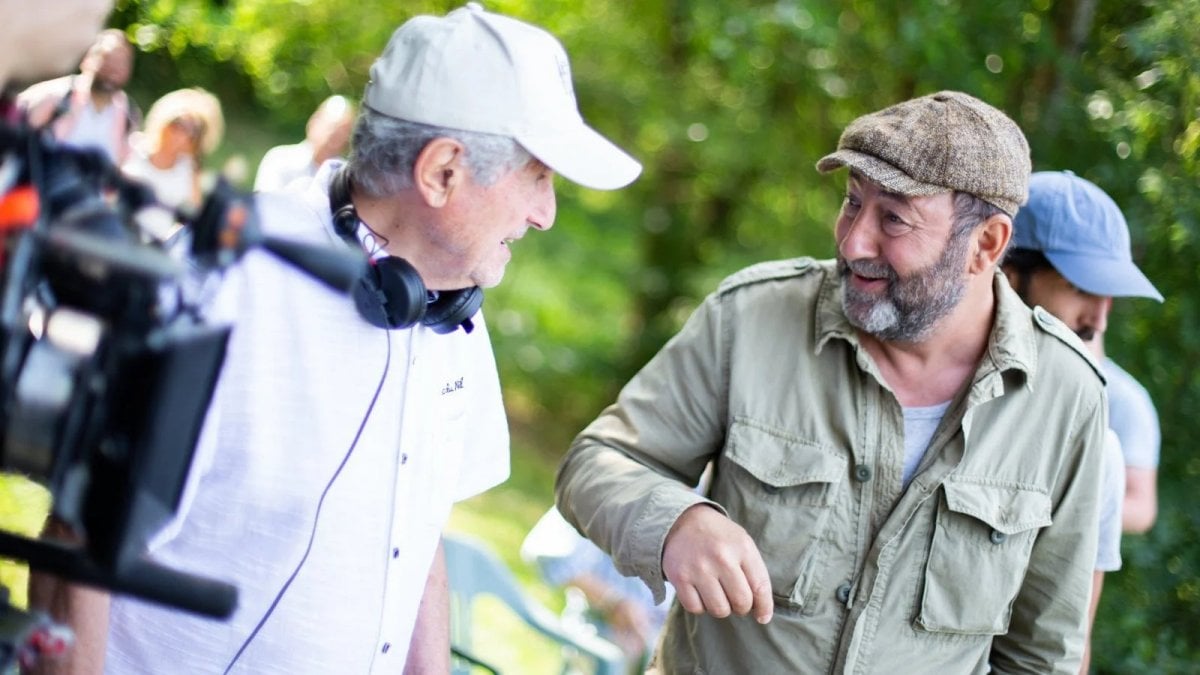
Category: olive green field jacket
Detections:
[{"x1": 556, "y1": 257, "x2": 1106, "y2": 674}]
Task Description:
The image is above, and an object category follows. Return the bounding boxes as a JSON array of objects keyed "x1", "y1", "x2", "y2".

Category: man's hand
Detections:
[{"x1": 662, "y1": 505, "x2": 773, "y2": 624}]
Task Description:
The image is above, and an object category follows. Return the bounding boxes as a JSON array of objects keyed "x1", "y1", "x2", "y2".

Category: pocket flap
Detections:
[
  {"x1": 725, "y1": 420, "x2": 846, "y2": 488},
  {"x1": 943, "y1": 479, "x2": 1052, "y2": 534}
]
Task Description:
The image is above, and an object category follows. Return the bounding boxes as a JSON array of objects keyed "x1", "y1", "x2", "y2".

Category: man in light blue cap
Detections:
[{"x1": 1002, "y1": 169, "x2": 1163, "y2": 673}]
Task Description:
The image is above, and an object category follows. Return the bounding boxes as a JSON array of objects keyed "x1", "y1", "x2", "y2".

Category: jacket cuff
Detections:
[{"x1": 630, "y1": 488, "x2": 728, "y2": 604}]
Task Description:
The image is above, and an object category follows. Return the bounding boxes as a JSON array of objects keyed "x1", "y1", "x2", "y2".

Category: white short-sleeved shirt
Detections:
[
  {"x1": 1102, "y1": 357, "x2": 1160, "y2": 470},
  {"x1": 253, "y1": 141, "x2": 318, "y2": 193},
  {"x1": 1095, "y1": 428, "x2": 1125, "y2": 572},
  {"x1": 121, "y1": 151, "x2": 195, "y2": 210},
  {"x1": 105, "y1": 161, "x2": 510, "y2": 674},
  {"x1": 65, "y1": 102, "x2": 124, "y2": 163}
]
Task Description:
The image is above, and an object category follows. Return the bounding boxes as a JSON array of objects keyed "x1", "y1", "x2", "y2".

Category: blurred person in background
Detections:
[
  {"x1": 121, "y1": 87, "x2": 223, "y2": 212},
  {"x1": 254, "y1": 94, "x2": 356, "y2": 192},
  {"x1": 1004, "y1": 170, "x2": 1162, "y2": 537},
  {"x1": 523, "y1": 506, "x2": 670, "y2": 670},
  {"x1": 120, "y1": 87, "x2": 223, "y2": 243},
  {"x1": 16, "y1": 28, "x2": 136, "y2": 164},
  {"x1": 1002, "y1": 169, "x2": 1165, "y2": 673}
]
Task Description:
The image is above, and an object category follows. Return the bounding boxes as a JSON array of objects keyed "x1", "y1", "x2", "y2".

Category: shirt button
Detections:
[
  {"x1": 836, "y1": 582, "x2": 852, "y2": 604},
  {"x1": 853, "y1": 464, "x2": 872, "y2": 482},
  {"x1": 392, "y1": 547, "x2": 400, "y2": 559},
  {"x1": 990, "y1": 529, "x2": 1008, "y2": 544},
  {"x1": 401, "y1": 453, "x2": 408, "y2": 465},
  {"x1": 381, "y1": 642, "x2": 391, "y2": 654}
]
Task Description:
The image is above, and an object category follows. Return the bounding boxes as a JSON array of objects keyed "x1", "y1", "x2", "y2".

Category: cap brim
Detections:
[
  {"x1": 816, "y1": 149, "x2": 947, "y2": 197},
  {"x1": 519, "y1": 123, "x2": 642, "y2": 191},
  {"x1": 1047, "y1": 250, "x2": 1164, "y2": 302}
]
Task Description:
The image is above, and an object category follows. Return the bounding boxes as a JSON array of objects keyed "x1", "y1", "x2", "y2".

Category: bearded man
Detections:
[
  {"x1": 17, "y1": 28, "x2": 137, "y2": 164},
  {"x1": 555, "y1": 91, "x2": 1107, "y2": 674}
]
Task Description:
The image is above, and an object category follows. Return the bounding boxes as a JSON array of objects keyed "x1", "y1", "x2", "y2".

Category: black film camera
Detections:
[{"x1": 0, "y1": 120, "x2": 363, "y2": 669}]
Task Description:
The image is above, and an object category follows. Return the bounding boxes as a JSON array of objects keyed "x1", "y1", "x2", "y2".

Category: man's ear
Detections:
[
  {"x1": 971, "y1": 213, "x2": 1013, "y2": 274},
  {"x1": 413, "y1": 137, "x2": 466, "y2": 208}
]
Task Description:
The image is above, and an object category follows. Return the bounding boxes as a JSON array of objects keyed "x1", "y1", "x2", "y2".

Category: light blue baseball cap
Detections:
[{"x1": 1012, "y1": 170, "x2": 1162, "y2": 301}]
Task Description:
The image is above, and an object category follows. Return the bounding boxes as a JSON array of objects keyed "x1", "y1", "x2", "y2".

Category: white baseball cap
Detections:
[{"x1": 364, "y1": 2, "x2": 642, "y2": 191}]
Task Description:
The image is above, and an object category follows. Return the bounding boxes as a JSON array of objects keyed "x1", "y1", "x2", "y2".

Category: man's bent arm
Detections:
[
  {"x1": 1080, "y1": 570, "x2": 1104, "y2": 675},
  {"x1": 404, "y1": 538, "x2": 450, "y2": 674},
  {"x1": 556, "y1": 293, "x2": 728, "y2": 602},
  {"x1": 1122, "y1": 467, "x2": 1157, "y2": 534}
]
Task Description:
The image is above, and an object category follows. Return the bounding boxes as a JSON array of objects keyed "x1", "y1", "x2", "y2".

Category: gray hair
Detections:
[
  {"x1": 347, "y1": 106, "x2": 531, "y2": 198},
  {"x1": 951, "y1": 191, "x2": 1006, "y2": 238}
]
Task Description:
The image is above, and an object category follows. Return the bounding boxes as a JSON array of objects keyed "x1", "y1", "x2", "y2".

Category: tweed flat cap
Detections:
[{"x1": 816, "y1": 91, "x2": 1031, "y2": 215}]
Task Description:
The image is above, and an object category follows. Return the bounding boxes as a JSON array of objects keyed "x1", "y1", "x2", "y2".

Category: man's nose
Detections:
[
  {"x1": 1082, "y1": 294, "x2": 1113, "y2": 335},
  {"x1": 529, "y1": 185, "x2": 557, "y2": 231},
  {"x1": 837, "y1": 211, "x2": 878, "y2": 261}
]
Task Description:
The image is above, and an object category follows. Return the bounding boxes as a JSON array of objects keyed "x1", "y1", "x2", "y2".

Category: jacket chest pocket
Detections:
[
  {"x1": 715, "y1": 421, "x2": 846, "y2": 614},
  {"x1": 917, "y1": 479, "x2": 1052, "y2": 635}
]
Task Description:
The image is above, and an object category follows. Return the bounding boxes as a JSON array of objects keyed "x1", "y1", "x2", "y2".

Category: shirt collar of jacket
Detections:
[{"x1": 813, "y1": 264, "x2": 1038, "y2": 400}]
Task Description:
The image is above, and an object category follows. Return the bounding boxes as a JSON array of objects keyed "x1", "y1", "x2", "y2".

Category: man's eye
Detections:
[{"x1": 881, "y1": 215, "x2": 912, "y2": 236}]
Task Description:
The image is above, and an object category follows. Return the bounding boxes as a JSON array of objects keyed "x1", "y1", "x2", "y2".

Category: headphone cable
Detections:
[{"x1": 223, "y1": 330, "x2": 392, "y2": 673}]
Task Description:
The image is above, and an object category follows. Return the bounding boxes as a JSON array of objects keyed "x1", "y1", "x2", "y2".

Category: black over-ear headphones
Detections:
[{"x1": 328, "y1": 168, "x2": 482, "y2": 334}]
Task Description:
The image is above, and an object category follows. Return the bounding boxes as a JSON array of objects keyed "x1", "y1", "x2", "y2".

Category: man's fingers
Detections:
[
  {"x1": 674, "y1": 583, "x2": 706, "y2": 616},
  {"x1": 718, "y1": 571, "x2": 754, "y2": 616},
  {"x1": 743, "y1": 558, "x2": 774, "y2": 624},
  {"x1": 696, "y1": 576, "x2": 732, "y2": 618},
  {"x1": 662, "y1": 504, "x2": 775, "y2": 622}
]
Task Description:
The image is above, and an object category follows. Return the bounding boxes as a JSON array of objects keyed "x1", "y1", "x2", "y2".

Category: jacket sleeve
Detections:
[
  {"x1": 990, "y1": 389, "x2": 1107, "y2": 674},
  {"x1": 555, "y1": 292, "x2": 730, "y2": 603}
]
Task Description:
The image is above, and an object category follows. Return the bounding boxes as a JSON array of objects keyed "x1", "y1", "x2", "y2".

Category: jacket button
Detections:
[
  {"x1": 854, "y1": 464, "x2": 872, "y2": 482},
  {"x1": 990, "y1": 529, "x2": 1008, "y2": 544},
  {"x1": 836, "y1": 582, "x2": 852, "y2": 604}
]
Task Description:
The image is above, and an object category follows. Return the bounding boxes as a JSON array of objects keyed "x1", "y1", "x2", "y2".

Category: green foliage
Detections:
[{"x1": 98, "y1": 0, "x2": 1200, "y2": 668}]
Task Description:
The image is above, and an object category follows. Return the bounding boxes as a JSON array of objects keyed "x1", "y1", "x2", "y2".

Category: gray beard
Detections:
[{"x1": 838, "y1": 231, "x2": 973, "y2": 343}]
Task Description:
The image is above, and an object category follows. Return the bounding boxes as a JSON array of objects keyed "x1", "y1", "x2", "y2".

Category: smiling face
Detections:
[
  {"x1": 430, "y1": 156, "x2": 557, "y2": 289},
  {"x1": 835, "y1": 173, "x2": 973, "y2": 342}
]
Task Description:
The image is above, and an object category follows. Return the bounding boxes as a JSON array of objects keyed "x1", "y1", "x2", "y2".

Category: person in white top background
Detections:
[
  {"x1": 16, "y1": 27, "x2": 137, "y2": 164},
  {"x1": 253, "y1": 94, "x2": 356, "y2": 193},
  {"x1": 27, "y1": 3, "x2": 640, "y2": 674},
  {"x1": 120, "y1": 87, "x2": 223, "y2": 215},
  {"x1": 1002, "y1": 169, "x2": 1164, "y2": 674}
]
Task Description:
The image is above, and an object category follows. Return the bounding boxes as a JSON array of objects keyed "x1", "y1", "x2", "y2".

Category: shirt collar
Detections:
[{"x1": 981, "y1": 270, "x2": 1038, "y2": 381}]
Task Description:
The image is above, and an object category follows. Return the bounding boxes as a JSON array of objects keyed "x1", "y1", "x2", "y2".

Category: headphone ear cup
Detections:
[
  {"x1": 332, "y1": 205, "x2": 358, "y2": 240},
  {"x1": 422, "y1": 287, "x2": 484, "y2": 334},
  {"x1": 354, "y1": 257, "x2": 427, "y2": 329}
]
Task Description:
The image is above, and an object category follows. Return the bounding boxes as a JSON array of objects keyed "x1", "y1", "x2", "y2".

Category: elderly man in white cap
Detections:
[
  {"x1": 29, "y1": 4, "x2": 640, "y2": 673},
  {"x1": 1002, "y1": 170, "x2": 1164, "y2": 673}
]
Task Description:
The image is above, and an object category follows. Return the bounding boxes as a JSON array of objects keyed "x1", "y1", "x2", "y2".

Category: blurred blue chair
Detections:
[{"x1": 444, "y1": 533, "x2": 626, "y2": 675}]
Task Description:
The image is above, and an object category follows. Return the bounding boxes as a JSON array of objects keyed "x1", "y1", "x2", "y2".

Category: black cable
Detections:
[{"x1": 223, "y1": 330, "x2": 392, "y2": 674}]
